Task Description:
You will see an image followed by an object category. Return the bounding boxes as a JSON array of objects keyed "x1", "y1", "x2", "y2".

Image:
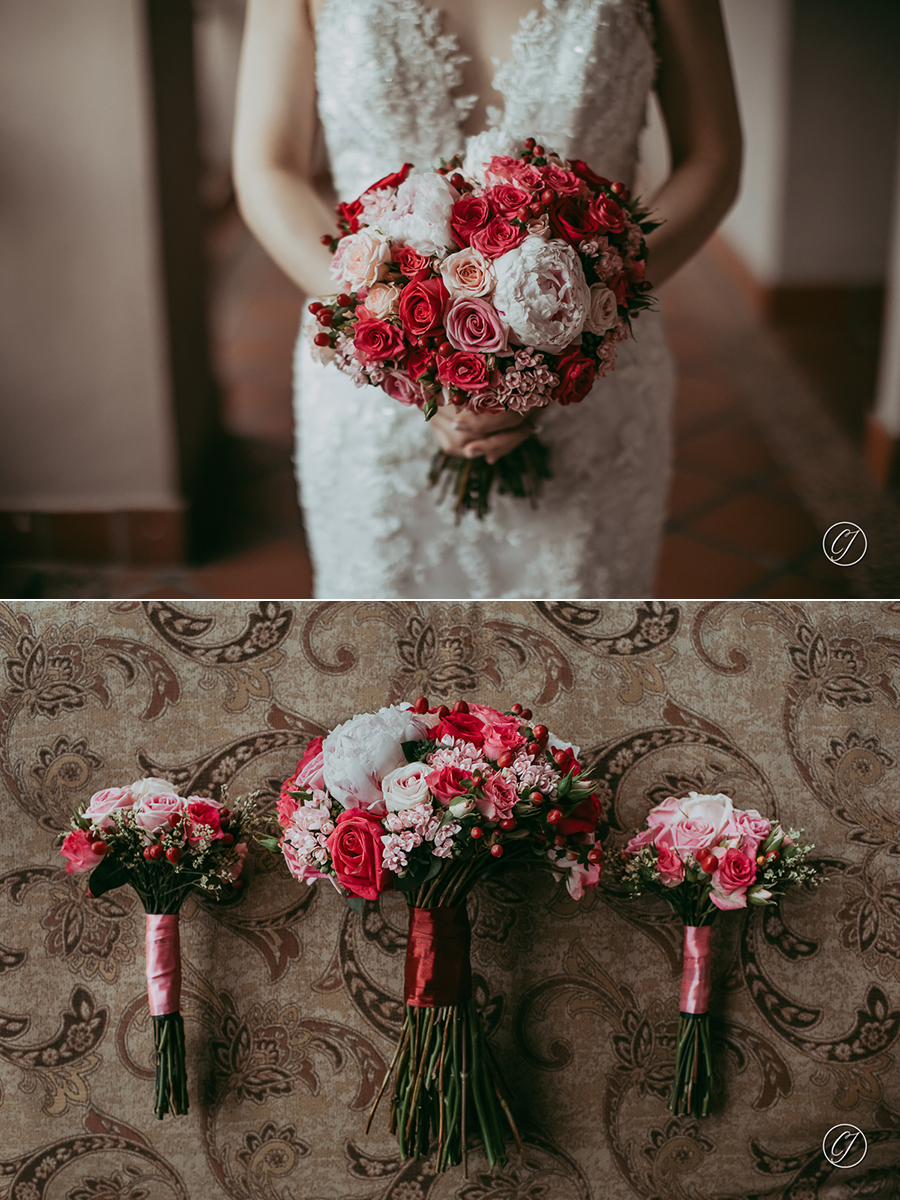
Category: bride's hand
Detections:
[{"x1": 429, "y1": 406, "x2": 536, "y2": 464}]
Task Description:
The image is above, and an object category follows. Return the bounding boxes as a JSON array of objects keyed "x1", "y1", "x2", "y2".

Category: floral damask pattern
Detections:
[{"x1": 2, "y1": 601, "x2": 898, "y2": 1198}]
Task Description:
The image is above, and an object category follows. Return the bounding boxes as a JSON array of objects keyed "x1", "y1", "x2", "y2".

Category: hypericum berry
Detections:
[
  {"x1": 231, "y1": 878, "x2": 244, "y2": 889},
  {"x1": 470, "y1": 826, "x2": 484, "y2": 840},
  {"x1": 529, "y1": 201, "x2": 543, "y2": 216},
  {"x1": 451, "y1": 699, "x2": 469, "y2": 714},
  {"x1": 699, "y1": 853, "x2": 716, "y2": 874},
  {"x1": 532, "y1": 724, "x2": 547, "y2": 740},
  {"x1": 165, "y1": 847, "x2": 182, "y2": 864},
  {"x1": 524, "y1": 137, "x2": 535, "y2": 150},
  {"x1": 546, "y1": 808, "x2": 563, "y2": 824},
  {"x1": 314, "y1": 333, "x2": 331, "y2": 347},
  {"x1": 587, "y1": 848, "x2": 602, "y2": 863},
  {"x1": 499, "y1": 818, "x2": 516, "y2": 831},
  {"x1": 221, "y1": 832, "x2": 234, "y2": 846},
  {"x1": 540, "y1": 189, "x2": 554, "y2": 206},
  {"x1": 529, "y1": 791, "x2": 543, "y2": 805},
  {"x1": 766, "y1": 850, "x2": 780, "y2": 862},
  {"x1": 91, "y1": 841, "x2": 107, "y2": 856},
  {"x1": 516, "y1": 207, "x2": 530, "y2": 222},
  {"x1": 412, "y1": 695, "x2": 429, "y2": 713},
  {"x1": 756, "y1": 854, "x2": 767, "y2": 867},
  {"x1": 436, "y1": 166, "x2": 448, "y2": 175},
  {"x1": 490, "y1": 844, "x2": 504, "y2": 857},
  {"x1": 510, "y1": 702, "x2": 523, "y2": 715},
  {"x1": 308, "y1": 300, "x2": 323, "y2": 314},
  {"x1": 336, "y1": 293, "x2": 353, "y2": 308},
  {"x1": 554, "y1": 835, "x2": 566, "y2": 847},
  {"x1": 317, "y1": 309, "x2": 333, "y2": 326},
  {"x1": 553, "y1": 750, "x2": 567, "y2": 765},
  {"x1": 437, "y1": 341, "x2": 452, "y2": 357},
  {"x1": 520, "y1": 708, "x2": 533, "y2": 721},
  {"x1": 496, "y1": 750, "x2": 514, "y2": 769},
  {"x1": 450, "y1": 172, "x2": 464, "y2": 188},
  {"x1": 533, "y1": 145, "x2": 544, "y2": 156},
  {"x1": 566, "y1": 849, "x2": 578, "y2": 860},
  {"x1": 437, "y1": 704, "x2": 450, "y2": 718},
  {"x1": 320, "y1": 234, "x2": 332, "y2": 246},
  {"x1": 611, "y1": 181, "x2": 625, "y2": 195},
  {"x1": 142, "y1": 846, "x2": 154, "y2": 860},
  {"x1": 149, "y1": 844, "x2": 164, "y2": 860}
]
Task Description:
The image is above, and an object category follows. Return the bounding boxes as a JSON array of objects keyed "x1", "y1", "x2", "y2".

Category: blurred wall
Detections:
[{"x1": 0, "y1": 0, "x2": 180, "y2": 512}]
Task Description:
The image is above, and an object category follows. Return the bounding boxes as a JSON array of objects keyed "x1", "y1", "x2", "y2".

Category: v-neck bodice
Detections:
[{"x1": 314, "y1": 0, "x2": 657, "y2": 200}]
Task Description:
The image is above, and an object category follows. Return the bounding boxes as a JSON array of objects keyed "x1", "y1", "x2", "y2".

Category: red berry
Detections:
[
  {"x1": 496, "y1": 750, "x2": 514, "y2": 769},
  {"x1": 231, "y1": 877, "x2": 244, "y2": 889},
  {"x1": 554, "y1": 835, "x2": 566, "y2": 847},
  {"x1": 165, "y1": 847, "x2": 181, "y2": 864},
  {"x1": 509, "y1": 703, "x2": 522, "y2": 715},
  {"x1": 142, "y1": 846, "x2": 153, "y2": 860},
  {"x1": 766, "y1": 850, "x2": 780, "y2": 862},
  {"x1": 756, "y1": 855, "x2": 767, "y2": 867},
  {"x1": 437, "y1": 166, "x2": 448, "y2": 175},
  {"x1": 471, "y1": 826, "x2": 484, "y2": 840},
  {"x1": 611, "y1": 181, "x2": 625, "y2": 195},
  {"x1": 499, "y1": 818, "x2": 516, "y2": 831},
  {"x1": 587, "y1": 848, "x2": 602, "y2": 863},
  {"x1": 529, "y1": 202, "x2": 544, "y2": 216},
  {"x1": 412, "y1": 695, "x2": 429, "y2": 713},
  {"x1": 437, "y1": 705, "x2": 450, "y2": 718},
  {"x1": 317, "y1": 309, "x2": 333, "y2": 326},
  {"x1": 221, "y1": 832, "x2": 234, "y2": 846},
  {"x1": 308, "y1": 300, "x2": 323, "y2": 314},
  {"x1": 530, "y1": 724, "x2": 546, "y2": 740},
  {"x1": 524, "y1": 137, "x2": 535, "y2": 150},
  {"x1": 149, "y1": 844, "x2": 164, "y2": 860},
  {"x1": 490, "y1": 844, "x2": 504, "y2": 858},
  {"x1": 530, "y1": 791, "x2": 543, "y2": 805},
  {"x1": 450, "y1": 173, "x2": 464, "y2": 188},
  {"x1": 320, "y1": 234, "x2": 333, "y2": 246},
  {"x1": 533, "y1": 145, "x2": 544, "y2": 156},
  {"x1": 516, "y1": 207, "x2": 530, "y2": 222},
  {"x1": 520, "y1": 708, "x2": 533, "y2": 721},
  {"x1": 546, "y1": 808, "x2": 562, "y2": 824},
  {"x1": 699, "y1": 854, "x2": 716, "y2": 874},
  {"x1": 553, "y1": 750, "x2": 567, "y2": 765},
  {"x1": 314, "y1": 333, "x2": 331, "y2": 347},
  {"x1": 540, "y1": 189, "x2": 554, "y2": 206},
  {"x1": 336, "y1": 293, "x2": 352, "y2": 308},
  {"x1": 91, "y1": 841, "x2": 106, "y2": 856},
  {"x1": 452, "y1": 700, "x2": 470, "y2": 714}
]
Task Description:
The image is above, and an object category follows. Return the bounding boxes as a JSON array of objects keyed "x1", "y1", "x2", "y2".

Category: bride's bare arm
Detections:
[
  {"x1": 644, "y1": 0, "x2": 742, "y2": 285},
  {"x1": 232, "y1": 0, "x2": 335, "y2": 296}
]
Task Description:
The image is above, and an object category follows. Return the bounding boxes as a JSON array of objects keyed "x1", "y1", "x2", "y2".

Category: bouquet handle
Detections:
[
  {"x1": 145, "y1": 913, "x2": 188, "y2": 1118},
  {"x1": 669, "y1": 924, "x2": 713, "y2": 1117}
]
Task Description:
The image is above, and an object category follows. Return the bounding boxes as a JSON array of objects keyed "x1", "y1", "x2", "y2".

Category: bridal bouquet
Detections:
[
  {"x1": 60, "y1": 778, "x2": 258, "y2": 1118},
  {"x1": 309, "y1": 133, "x2": 657, "y2": 516},
  {"x1": 274, "y1": 697, "x2": 603, "y2": 1171},
  {"x1": 620, "y1": 793, "x2": 824, "y2": 1117}
]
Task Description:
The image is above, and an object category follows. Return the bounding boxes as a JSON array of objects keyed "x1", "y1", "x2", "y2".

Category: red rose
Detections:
[
  {"x1": 436, "y1": 351, "x2": 492, "y2": 392},
  {"x1": 554, "y1": 347, "x2": 596, "y2": 405},
  {"x1": 325, "y1": 809, "x2": 391, "y2": 901},
  {"x1": 471, "y1": 217, "x2": 526, "y2": 259},
  {"x1": 542, "y1": 166, "x2": 582, "y2": 195},
  {"x1": 366, "y1": 163, "x2": 414, "y2": 194},
  {"x1": 353, "y1": 318, "x2": 407, "y2": 364},
  {"x1": 513, "y1": 163, "x2": 545, "y2": 191},
  {"x1": 450, "y1": 195, "x2": 491, "y2": 246},
  {"x1": 426, "y1": 765, "x2": 472, "y2": 803},
  {"x1": 337, "y1": 198, "x2": 363, "y2": 234},
  {"x1": 432, "y1": 712, "x2": 486, "y2": 746},
  {"x1": 549, "y1": 197, "x2": 600, "y2": 244},
  {"x1": 406, "y1": 344, "x2": 436, "y2": 380},
  {"x1": 608, "y1": 272, "x2": 629, "y2": 305},
  {"x1": 486, "y1": 184, "x2": 532, "y2": 218},
  {"x1": 399, "y1": 278, "x2": 448, "y2": 338},
  {"x1": 186, "y1": 798, "x2": 225, "y2": 844},
  {"x1": 569, "y1": 159, "x2": 612, "y2": 191},
  {"x1": 392, "y1": 244, "x2": 432, "y2": 277},
  {"x1": 590, "y1": 193, "x2": 626, "y2": 233},
  {"x1": 557, "y1": 793, "x2": 602, "y2": 836}
]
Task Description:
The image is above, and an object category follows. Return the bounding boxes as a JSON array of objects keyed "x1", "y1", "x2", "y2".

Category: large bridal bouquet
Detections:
[
  {"x1": 309, "y1": 133, "x2": 657, "y2": 516},
  {"x1": 273, "y1": 697, "x2": 603, "y2": 1171},
  {"x1": 620, "y1": 792, "x2": 824, "y2": 1117},
  {"x1": 60, "y1": 778, "x2": 259, "y2": 1118}
]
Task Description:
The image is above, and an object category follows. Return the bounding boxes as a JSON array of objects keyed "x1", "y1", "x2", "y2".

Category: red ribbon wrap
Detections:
[
  {"x1": 680, "y1": 925, "x2": 712, "y2": 1015},
  {"x1": 404, "y1": 906, "x2": 472, "y2": 1008},
  {"x1": 145, "y1": 913, "x2": 182, "y2": 1017}
]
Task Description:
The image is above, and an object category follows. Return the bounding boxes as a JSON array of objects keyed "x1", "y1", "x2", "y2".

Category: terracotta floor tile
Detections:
[
  {"x1": 673, "y1": 375, "x2": 742, "y2": 433},
  {"x1": 689, "y1": 492, "x2": 821, "y2": 561},
  {"x1": 665, "y1": 470, "x2": 730, "y2": 521},
  {"x1": 676, "y1": 424, "x2": 776, "y2": 481},
  {"x1": 655, "y1": 533, "x2": 770, "y2": 596},
  {"x1": 187, "y1": 538, "x2": 313, "y2": 598}
]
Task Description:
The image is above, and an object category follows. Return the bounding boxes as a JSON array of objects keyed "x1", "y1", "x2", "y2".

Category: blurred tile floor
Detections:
[{"x1": 1, "y1": 210, "x2": 886, "y2": 600}]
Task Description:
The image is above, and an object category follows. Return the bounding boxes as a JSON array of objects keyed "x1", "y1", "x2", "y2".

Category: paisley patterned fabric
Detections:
[
  {"x1": 2, "y1": 600, "x2": 898, "y2": 1198},
  {"x1": 295, "y1": 0, "x2": 675, "y2": 598}
]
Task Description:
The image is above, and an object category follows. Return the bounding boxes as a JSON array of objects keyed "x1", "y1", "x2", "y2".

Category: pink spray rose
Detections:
[{"x1": 476, "y1": 773, "x2": 517, "y2": 821}]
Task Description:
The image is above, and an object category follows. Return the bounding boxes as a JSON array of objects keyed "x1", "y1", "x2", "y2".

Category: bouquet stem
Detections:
[
  {"x1": 145, "y1": 912, "x2": 188, "y2": 1118},
  {"x1": 667, "y1": 924, "x2": 713, "y2": 1117},
  {"x1": 429, "y1": 433, "x2": 552, "y2": 520},
  {"x1": 152, "y1": 1012, "x2": 189, "y2": 1118}
]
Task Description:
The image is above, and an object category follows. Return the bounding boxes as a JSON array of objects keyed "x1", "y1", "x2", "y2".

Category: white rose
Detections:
[
  {"x1": 331, "y1": 230, "x2": 391, "y2": 290},
  {"x1": 462, "y1": 131, "x2": 517, "y2": 185},
  {"x1": 364, "y1": 281, "x2": 401, "y2": 318},
  {"x1": 440, "y1": 247, "x2": 495, "y2": 298},
  {"x1": 381, "y1": 172, "x2": 457, "y2": 256},
  {"x1": 584, "y1": 285, "x2": 618, "y2": 334},
  {"x1": 382, "y1": 762, "x2": 432, "y2": 812},
  {"x1": 492, "y1": 236, "x2": 591, "y2": 354},
  {"x1": 130, "y1": 776, "x2": 181, "y2": 802},
  {"x1": 305, "y1": 317, "x2": 336, "y2": 364},
  {"x1": 322, "y1": 705, "x2": 430, "y2": 811},
  {"x1": 448, "y1": 796, "x2": 475, "y2": 818},
  {"x1": 678, "y1": 792, "x2": 734, "y2": 838}
]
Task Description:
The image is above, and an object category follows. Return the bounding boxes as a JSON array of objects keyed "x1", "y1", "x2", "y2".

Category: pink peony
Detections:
[{"x1": 60, "y1": 829, "x2": 106, "y2": 875}]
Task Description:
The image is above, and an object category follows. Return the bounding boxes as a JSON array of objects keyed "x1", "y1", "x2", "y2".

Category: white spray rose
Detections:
[
  {"x1": 492, "y1": 236, "x2": 591, "y2": 353},
  {"x1": 583, "y1": 284, "x2": 619, "y2": 334}
]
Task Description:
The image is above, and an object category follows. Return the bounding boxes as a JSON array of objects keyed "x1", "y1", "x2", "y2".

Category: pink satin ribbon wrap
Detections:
[
  {"x1": 680, "y1": 925, "x2": 712, "y2": 1015},
  {"x1": 145, "y1": 913, "x2": 182, "y2": 1017}
]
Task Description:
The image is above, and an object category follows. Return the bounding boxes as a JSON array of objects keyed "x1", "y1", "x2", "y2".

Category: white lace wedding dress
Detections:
[{"x1": 294, "y1": 0, "x2": 674, "y2": 597}]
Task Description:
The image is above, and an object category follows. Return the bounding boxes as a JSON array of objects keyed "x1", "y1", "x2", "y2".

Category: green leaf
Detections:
[
  {"x1": 344, "y1": 894, "x2": 365, "y2": 916},
  {"x1": 401, "y1": 739, "x2": 435, "y2": 764},
  {"x1": 424, "y1": 396, "x2": 438, "y2": 421},
  {"x1": 87, "y1": 854, "x2": 130, "y2": 898},
  {"x1": 256, "y1": 836, "x2": 282, "y2": 854}
]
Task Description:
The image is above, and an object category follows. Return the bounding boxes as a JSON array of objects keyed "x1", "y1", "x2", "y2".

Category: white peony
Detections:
[
  {"x1": 379, "y1": 172, "x2": 457, "y2": 256},
  {"x1": 462, "y1": 131, "x2": 518, "y2": 185},
  {"x1": 492, "y1": 236, "x2": 591, "y2": 354},
  {"x1": 583, "y1": 284, "x2": 619, "y2": 334},
  {"x1": 322, "y1": 705, "x2": 430, "y2": 811},
  {"x1": 381, "y1": 761, "x2": 432, "y2": 812}
]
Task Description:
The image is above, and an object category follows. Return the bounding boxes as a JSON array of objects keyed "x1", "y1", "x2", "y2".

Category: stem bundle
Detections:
[
  {"x1": 668, "y1": 1012, "x2": 713, "y2": 1117},
  {"x1": 152, "y1": 1012, "x2": 189, "y2": 1119}
]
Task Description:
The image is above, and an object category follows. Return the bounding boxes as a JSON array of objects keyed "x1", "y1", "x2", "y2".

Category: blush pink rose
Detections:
[
  {"x1": 444, "y1": 297, "x2": 509, "y2": 354},
  {"x1": 83, "y1": 786, "x2": 136, "y2": 831},
  {"x1": 60, "y1": 829, "x2": 106, "y2": 875},
  {"x1": 729, "y1": 809, "x2": 771, "y2": 858},
  {"x1": 439, "y1": 247, "x2": 496, "y2": 299},
  {"x1": 282, "y1": 838, "x2": 327, "y2": 884},
  {"x1": 331, "y1": 230, "x2": 392, "y2": 289},
  {"x1": 670, "y1": 817, "x2": 720, "y2": 855},
  {"x1": 468, "y1": 704, "x2": 524, "y2": 757},
  {"x1": 133, "y1": 791, "x2": 186, "y2": 836},
  {"x1": 382, "y1": 370, "x2": 427, "y2": 408},
  {"x1": 364, "y1": 282, "x2": 401, "y2": 318},
  {"x1": 476, "y1": 773, "x2": 518, "y2": 821}
]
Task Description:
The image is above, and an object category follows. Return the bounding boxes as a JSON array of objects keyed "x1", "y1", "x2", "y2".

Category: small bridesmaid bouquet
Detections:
[
  {"x1": 271, "y1": 697, "x2": 604, "y2": 1172},
  {"x1": 59, "y1": 777, "x2": 259, "y2": 1118},
  {"x1": 620, "y1": 793, "x2": 824, "y2": 1117}
]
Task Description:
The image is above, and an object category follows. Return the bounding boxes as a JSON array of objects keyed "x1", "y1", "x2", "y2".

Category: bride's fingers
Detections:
[{"x1": 463, "y1": 424, "x2": 533, "y2": 465}]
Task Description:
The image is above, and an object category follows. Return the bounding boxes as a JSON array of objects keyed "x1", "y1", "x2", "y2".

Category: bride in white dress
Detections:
[{"x1": 233, "y1": 0, "x2": 741, "y2": 598}]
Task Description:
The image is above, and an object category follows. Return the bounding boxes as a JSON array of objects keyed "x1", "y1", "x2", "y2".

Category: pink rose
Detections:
[
  {"x1": 656, "y1": 843, "x2": 684, "y2": 887},
  {"x1": 513, "y1": 163, "x2": 545, "y2": 191},
  {"x1": 710, "y1": 847, "x2": 757, "y2": 910},
  {"x1": 186, "y1": 798, "x2": 225, "y2": 845},
  {"x1": 426, "y1": 764, "x2": 472, "y2": 803},
  {"x1": 294, "y1": 738, "x2": 326, "y2": 792},
  {"x1": 60, "y1": 829, "x2": 106, "y2": 875},
  {"x1": 670, "y1": 817, "x2": 721, "y2": 855},
  {"x1": 225, "y1": 842, "x2": 249, "y2": 882},
  {"x1": 486, "y1": 184, "x2": 531, "y2": 218},
  {"x1": 476, "y1": 772, "x2": 518, "y2": 821},
  {"x1": 555, "y1": 857, "x2": 602, "y2": 900},
  {"x1": 444, "y1": 297, "x2": 509, "y2": 354},
  {"x1": 542, "y1": 166, "x2": 582, "y2": 195},
  {"x1": 590, "y1": 194, "x2": 626, "y2": 233},
  {"x1": 382, "y1": 370, "x2": 427, "y2": 408},
  {"x1": 83, "y1": 786, "x2": 135, "y2": 831},
  {"x1": 364, "y1": 281, "x2": 401, "y2": 319},
  {"x1": 729, "y1": 809, "x2": 771, "y2": 858},
  {"x1": 282, "y1": 838, "x2": 327, "y2": 884},
  {"x1": 436, "y1": 351, "x2": 493, "y2": 392},
  {"x1": 468, "y1": 704, "x2": 524, "y2": 757},
  {"x1": 332, "y1": 230, "x2": 392, "y2": 290},
  {"x1": 471, "y1": 217, "x2": 526, "y2": 259},
  {"x1": 583, "y1": 285, "x2": 618, "y2": 335},
  {"x1": 439, "y1": 247, "x2": 496, "y2": 299},
  {"x1": 133, "y1": 791, "x2": 186, "y2": 836},
  {"x1": 450, "y1": 194, "x2": 491, "y2": 246}
]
